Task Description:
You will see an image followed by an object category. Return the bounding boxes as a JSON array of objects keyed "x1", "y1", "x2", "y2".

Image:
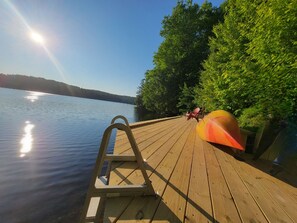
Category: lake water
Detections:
[{"x1": 0, "y1": 88, "x2": 139, "y2": 222}]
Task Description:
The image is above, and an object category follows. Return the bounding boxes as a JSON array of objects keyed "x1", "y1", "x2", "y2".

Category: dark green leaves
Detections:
[{"x1": 137, "y1": 1, "x2": 222, "y2": 115}]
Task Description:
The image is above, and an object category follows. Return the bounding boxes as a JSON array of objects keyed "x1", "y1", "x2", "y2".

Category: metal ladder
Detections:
[{"x1": 80, "y1": 115, "x2": 155, "y2": 223}]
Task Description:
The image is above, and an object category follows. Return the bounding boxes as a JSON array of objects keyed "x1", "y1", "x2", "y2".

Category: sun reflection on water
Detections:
[
  {"x1": 25, "y1": 91, "x2": 47, "y2": 102},
  {"x1": 20, "y1": 121, "x2": 35, "y2": 157}
]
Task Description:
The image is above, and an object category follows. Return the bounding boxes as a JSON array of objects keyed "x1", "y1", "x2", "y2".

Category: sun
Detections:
[{"x1": 30, "y1": 31, "x2": 45, "y2": 45}]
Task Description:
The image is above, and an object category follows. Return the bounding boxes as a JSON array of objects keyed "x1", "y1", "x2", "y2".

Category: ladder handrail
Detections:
[
  {"x1": 111, "y1": 115, "x2": 130, "y2": 126},
  {"x1": 80, "y1": 116, "x2": 155, "y2": 223}
]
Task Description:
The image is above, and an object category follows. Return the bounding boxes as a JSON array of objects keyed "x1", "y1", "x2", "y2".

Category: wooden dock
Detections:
[{"x1": 96, "y1": 117, "x2": 297, "y2": 222}]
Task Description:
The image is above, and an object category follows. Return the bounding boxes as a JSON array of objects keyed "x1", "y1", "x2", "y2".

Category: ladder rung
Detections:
[
  {"x1": 105, "y1": 154, "x2": 137, "y2": 162},
  {"x1": 80, "y1": 116, "x2": 155, "y2": 223},
  {"x1": 94, "y1": 184, "x2": 148, "y2": 195},
  {"x1": 86, "y1": 197, "x2": 100, "y2": 218}
]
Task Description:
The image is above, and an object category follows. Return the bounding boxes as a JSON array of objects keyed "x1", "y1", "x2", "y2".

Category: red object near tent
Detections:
[{"x1": 186, "y1": 107, "x2": 200, "y2": 120}]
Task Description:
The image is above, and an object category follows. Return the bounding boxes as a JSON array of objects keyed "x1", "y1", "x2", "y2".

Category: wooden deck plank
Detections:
[
  {"x1": 248, "y1": 167, "x2": 297, "y2": 218},
  {"x1": 211, "y1": 145, "x2": 268, "y2": 223},
  {"x1": 108, "y1": 118, "x2": 190, "y2": 185},
  {"x1": 113, "y1": 118, "x2": 185, "y2": 155},
  {"x1": 86, "y1": 116, "x2": 297, "y2": 223},
  {"x1": 226, "y1": 152, "x2": 295, "y2": 223},
  {"x1": 137, "y1": 119, "x2": 191, "y2": 162},
  {"x1": 129, "y1": 116, "x2": 181, "y2": 129},
  {"x1": 151, "y1": 124, "x2": 196, "y2": 222},
  {"x1": 242, "y1": 157, "x2": 297, "y2": 202},
  {"x1": 104, "y1": 120, "x2": 196, "y2": 222},
  {"x1": 184, "y1": 136, "x2": 213, "y2": 223},
  {"x1": 100, "y1": 117, "x2": 189, "y2": 222},
  {"x1": 114, "y1": 118, "x2": 180, "y2": 150},
  {"x1": 238, "y1": 158, "x2": 297, "y2": 220},
  {"x1": 107, "y1": 120, "x2": 183, "y2": 174},
  {"x1": 121, "y1": 121, "x2": 194, "y2": 187},
  {"x1": 202, "y1": 141, "x2": 242, "y2": 223},
  {"x1": 254, "y1": 174, "x2": 297, "y2": 221},
  {"x1": 114, "y1": 117, "x2": 180, "y2": 147}
]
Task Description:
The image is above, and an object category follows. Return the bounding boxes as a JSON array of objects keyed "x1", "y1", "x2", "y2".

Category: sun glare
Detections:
[
  {"x1": 5, "y1": 0, "x2": 67, "y2": 82},
  {"x1": 30, "y1": 31, "x2": 45, "y2": 45}
]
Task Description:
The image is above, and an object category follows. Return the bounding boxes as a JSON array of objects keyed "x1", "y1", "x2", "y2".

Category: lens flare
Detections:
[
  {"x1": 4, "y1": 0, "x2": 68, "y2": 84},
  {"x1": 30, "y1": 31, "x2": 45, "y2": 45}
]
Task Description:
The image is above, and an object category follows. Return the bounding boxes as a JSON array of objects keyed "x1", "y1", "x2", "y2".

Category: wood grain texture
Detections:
[{"x1": 87, "y1": 117, "x2": 297, "y2": 223}]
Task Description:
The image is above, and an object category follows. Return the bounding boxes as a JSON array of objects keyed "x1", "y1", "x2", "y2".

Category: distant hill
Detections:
[{"x1": 0, "y1": 74, "x2": 135, "y2": 105}]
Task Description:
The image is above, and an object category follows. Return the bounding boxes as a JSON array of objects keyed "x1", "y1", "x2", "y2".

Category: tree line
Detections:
[
  {"x1": 136, "y1": 0, "x2": 296, "y2": 128},
  {"x1": 0, "y1": 74, "x2": 135, "y2": 105}
]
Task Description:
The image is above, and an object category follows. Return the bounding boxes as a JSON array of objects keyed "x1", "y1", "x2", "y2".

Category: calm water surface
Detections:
[{"x1": 0, "y1": 88, "x2": 139, "y2": 222}]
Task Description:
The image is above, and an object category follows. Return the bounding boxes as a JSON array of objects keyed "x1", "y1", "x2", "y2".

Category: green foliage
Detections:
[
  {"x1": 177, "y1": 83, "x2": 195, "y2": 113},
  {"x1": 135, "y1": 78, "x2": 147, "y2": 110},
  {"x1": 196, "y1": 0, "x2": 297, "y2": 127},
  {"x1": 141, "y1": 69, "x2": 169, "y2": 113},
  {"x1": 238, "y1": 106, "x2": 266, "y2": 129},
  {"x1": 246, "y1": 0, "x2": 297, "y2": 122},
  {"x1": 137, "y1": 1, "x2": 223, "y2": 115}
]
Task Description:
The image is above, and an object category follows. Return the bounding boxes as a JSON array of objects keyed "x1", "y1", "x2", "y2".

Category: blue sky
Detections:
[{"x1": 0, "y1": 0, "x2": 224, "y2": 96}]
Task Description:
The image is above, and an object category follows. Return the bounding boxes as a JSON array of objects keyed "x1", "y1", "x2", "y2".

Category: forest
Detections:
[
  {"x1": 136, "y1": 0, "x2": 296, "y2": 129},
  {"x1": 0, "y1": 74, "x2": 135, "y2": 104}
]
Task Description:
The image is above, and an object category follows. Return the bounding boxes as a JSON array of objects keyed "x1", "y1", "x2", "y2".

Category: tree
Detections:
[
  {"x1": 177, "y1": 83, "x2": 195, "y2": 113},
  {"x1": 246, "y1": 0, "x2": 297, "y2": 123},
  {"x1": 135, "y1": 78, "x2": 146, "y2": 110},
  {"x1": 196, "y1": 0, "x2": 297, "y2": 128},
  {"x1": 138, "y1": 1, "x2": 223, "y2": 115}
]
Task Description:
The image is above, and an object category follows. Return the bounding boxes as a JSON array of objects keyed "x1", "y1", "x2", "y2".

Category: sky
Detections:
[{"x1": 0, "y1": 0, "x2": 224, "y2": 97}]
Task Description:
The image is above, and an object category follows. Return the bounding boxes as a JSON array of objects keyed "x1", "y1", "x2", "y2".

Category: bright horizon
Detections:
[{"x1": 0, "y1": 0, "x2": 224, "y2": 97}]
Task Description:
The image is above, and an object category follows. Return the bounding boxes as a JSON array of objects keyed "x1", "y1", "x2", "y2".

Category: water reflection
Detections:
[
  {"x1": 20, "y1": 121, "x2": 35, "y2": 157},
  {"x1": 25, "y1": 91, "x2": 47, "y2": 102}
]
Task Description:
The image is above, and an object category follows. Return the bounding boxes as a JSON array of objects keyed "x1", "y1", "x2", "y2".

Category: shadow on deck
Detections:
[{"x1": 82, "y1": 117, "x2": 297, "y2": 222}]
